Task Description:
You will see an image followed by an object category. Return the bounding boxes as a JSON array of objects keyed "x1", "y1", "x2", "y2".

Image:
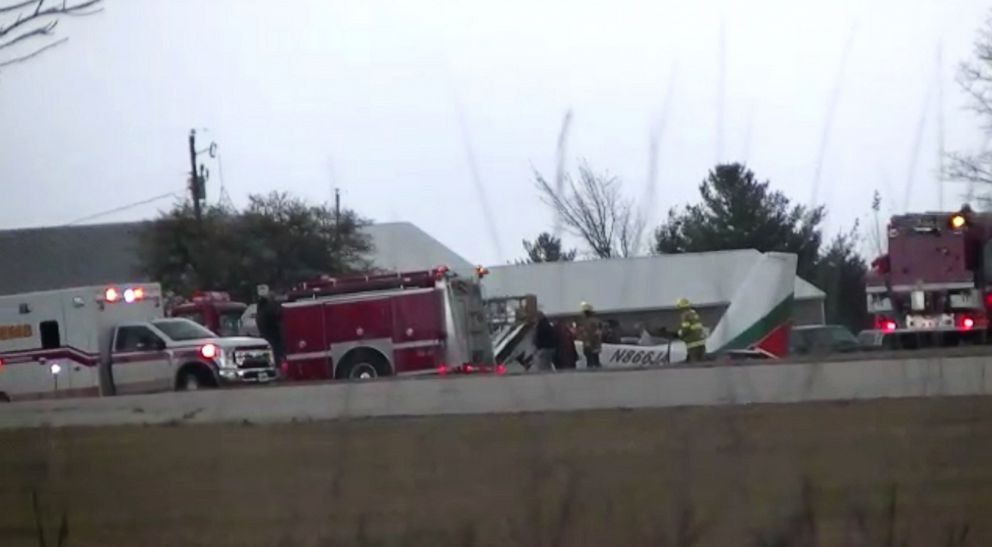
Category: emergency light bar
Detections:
[
  {"x1": 102, "y1": 285, "x2": 151, "y2": 304},
  {"x1": 192, "y1": 291, "x2": 230, "y2": 303}
]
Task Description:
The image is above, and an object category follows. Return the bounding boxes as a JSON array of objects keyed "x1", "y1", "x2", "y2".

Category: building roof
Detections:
[
  {"x1": 364, "y1": 222, "x2": 473, "y2": 273},
  {"x1": 0, "y1": 222, "x2": 149, "y2": 296},
  {"x1": 481, "y1": 250, "x2": 825, "y2": 317},
  {"x1": 0, "y1": 221, "x2": 472, "y2": 295}
]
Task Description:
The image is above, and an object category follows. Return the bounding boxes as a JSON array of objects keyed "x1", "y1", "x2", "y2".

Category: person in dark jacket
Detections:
[
  {"x1": 255, "y1": 285, "x2": 284, "y2": 362},
  {"x1": 553, "y1": 322, "x2": 578, "y2": 370},
  {"x1": 533, "y1": 310, "x2": 557, "y2": 372}
]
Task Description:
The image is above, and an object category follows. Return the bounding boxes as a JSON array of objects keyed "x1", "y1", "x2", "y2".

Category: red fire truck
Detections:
[
  {"x1": 280, "y1": 266, "x2": 497, "y2": 380},
  {"x1": 169, "y1": 292, "x2": 248, "y2": 337},
  {"x1": 866, "y1": 207, "x2": 992, "y2": 344}
]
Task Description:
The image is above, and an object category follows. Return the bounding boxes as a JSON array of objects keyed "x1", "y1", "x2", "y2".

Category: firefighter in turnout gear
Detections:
[
  {"x1": 577, "y1": 301, "x2": 603, "y2": 368},
  {"x1": 676, "y1": 298, "x2": 706, "y2": 362}
]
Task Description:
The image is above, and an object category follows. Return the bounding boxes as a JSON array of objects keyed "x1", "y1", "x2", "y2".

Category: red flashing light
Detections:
[
  {"x1": 192, "y1": 291, "x2": 229, "y2": 303},
  {"x1": 437, "y1": 364, "x2": 448, "y2": 375},
  {"x1": 0, "y1": 357, "x2": 4, "y2": 369},
  {"x1": 495, "y1": 363, "x2": 506, "y2": 375},
  {"x1": 133, "y1": 287, "x2": 145, "y2": 300},
  {"x1": 200, "y1": 343, "x2": 218, "y2": 360},
  {"x1": 463, "y1": 364, "x2": 474, "y2": 373},
  {"x1": 984, "y1": 293, "x2": 992, "y2": 308},
  {"x1": 950, "y1": 214, "x2": 967, "y2": 230},
  {"x1": 104, "y1": 287, "x2": 120, "y2": 303},
  {"x1": 882, "y1": 320, "x2": 897, "y2": 332},
  {"x1": 962, "y1": 317, "x2": 976, "y2": 330}
]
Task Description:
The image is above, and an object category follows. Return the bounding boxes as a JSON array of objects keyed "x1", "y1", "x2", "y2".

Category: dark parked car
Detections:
[{"x1": 790, "y1": 325, "x2": 861, "y2": 355}]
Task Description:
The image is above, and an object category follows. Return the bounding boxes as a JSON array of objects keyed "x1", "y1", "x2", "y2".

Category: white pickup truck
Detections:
[
  {"x1": 104, "y1": 317, "x2": 278, "y2": 394},
  {"x1": 0, "y1": 283, "x2": 277, "y2": 402}
]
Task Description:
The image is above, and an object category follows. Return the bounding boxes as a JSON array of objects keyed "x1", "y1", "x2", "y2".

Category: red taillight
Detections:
[
  {"x1": 200, "y1": 343, "x2": 218, "y2": 359},
  {"x1": 463, "y1": 364, "x2": 474, "y2": 373},
  {"x1": 961, "y1": 317, "x2": 976, "y2": 330},
  {"x1": 437, "y1": 364, "x2": 448, "y2": 375},
  {"x1": 495, "y1": 363, "x2": 506, "y2": 375},
  {"x1": 0, "y1": 357, "x2": 4, "y2": 369},
  {"x1": 105, "y1": 287, "x2": 120, "y2": 303},
  {"x1": 984, "y1": 293, "x2": 992, "y2": 308},
  {"x1": 882, "y1": 320, "x2": 897, "y2": 332}
]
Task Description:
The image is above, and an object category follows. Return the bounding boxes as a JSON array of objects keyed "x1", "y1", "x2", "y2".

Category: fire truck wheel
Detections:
[
  {"x1": 176, "y1": 365, "x2": 217, "y2": 391},
  {"x1": 0, "y1": 392, "x2": 9, "y2": 403},
  {"x1": 337, "y1": 350, "x2": 390, "y2": 381}
]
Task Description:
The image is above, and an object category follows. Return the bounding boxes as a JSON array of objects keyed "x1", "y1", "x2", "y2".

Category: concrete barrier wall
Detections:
[{"x1": 2, "y1": 354, "x2": 992, "y2": 429}]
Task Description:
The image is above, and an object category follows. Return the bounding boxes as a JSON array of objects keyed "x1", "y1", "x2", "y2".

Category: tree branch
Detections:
[
  {"x1": 0, "y1": 34, "x2": 64, "y2": 67},
  {"x1": 0, "y1": 1, "x2": 37, "y2": 15},
  {"x1": 0, "y1": 0, "x2": 101, "y2": 40},
  {"x1": 0, "y1": 18, "x2": 53, "y2": 49}
]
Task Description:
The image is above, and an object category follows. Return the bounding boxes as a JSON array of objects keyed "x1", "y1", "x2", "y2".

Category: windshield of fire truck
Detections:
[
  {"x1": 152, "y1": 319, "x2": 216, "y2": 341},
  {"x1": 217, "y1": 311, "x2": 243, "y2": 337}
]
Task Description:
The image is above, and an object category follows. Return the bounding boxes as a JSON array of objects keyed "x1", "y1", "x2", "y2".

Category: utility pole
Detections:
[
  {"x1": 188, "y1": 129, "x2": 201, "y2": 224},
  {"x1": 334, "y1": 187, "x2": 341, "y2": 252}
]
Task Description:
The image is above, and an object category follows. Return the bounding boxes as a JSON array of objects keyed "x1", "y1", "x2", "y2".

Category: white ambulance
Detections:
[{"x1": 0, "y1": 283, "x2": 278, "y2": 402}]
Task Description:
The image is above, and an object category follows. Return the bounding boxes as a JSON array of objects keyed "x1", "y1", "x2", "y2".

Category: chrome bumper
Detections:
[{"x1": 218, "y1": 367, "x2": 278, "y2": 384}]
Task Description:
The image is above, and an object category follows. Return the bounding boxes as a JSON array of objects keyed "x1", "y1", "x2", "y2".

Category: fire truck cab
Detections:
[
  {"x1": 169, "y1": 291, "x2": 248, "y2": 337},
  {"x1": 867, "y1": 208, "x2": 992, "y2": 340},
  {"x1": 281, "y1": 266, "x2": 495, "y2": 380},
  {"x1": 0, "y1": 283, "x2": 278, "y2": 402}
]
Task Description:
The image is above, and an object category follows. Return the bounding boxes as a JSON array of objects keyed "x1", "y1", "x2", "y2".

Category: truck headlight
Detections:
[{"x1": 217, "y1": 350, "x2": 237, "y2": 369}]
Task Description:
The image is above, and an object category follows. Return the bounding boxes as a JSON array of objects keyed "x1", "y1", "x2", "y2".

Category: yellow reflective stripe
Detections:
[{"x1": 686, "y1": 339, "x2": 706, "y2": 349}]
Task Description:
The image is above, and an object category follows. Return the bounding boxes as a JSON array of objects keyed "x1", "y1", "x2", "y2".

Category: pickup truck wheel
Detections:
[
  {"x1": 176, "y1": 365, "x2": 217, "y2": 391},
  {"x1": 179, "y1": 371, "x2": 201, "y2": 391}
]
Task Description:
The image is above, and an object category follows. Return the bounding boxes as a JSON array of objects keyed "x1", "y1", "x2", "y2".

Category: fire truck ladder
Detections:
[{"x1": 288, "y1": 270, "x2": 440, "y2": 300}]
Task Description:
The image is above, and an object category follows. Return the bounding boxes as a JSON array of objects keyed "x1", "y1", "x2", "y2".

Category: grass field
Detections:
[{"x1": 2, "y1": 396, "x2": 991, "y2": 546}]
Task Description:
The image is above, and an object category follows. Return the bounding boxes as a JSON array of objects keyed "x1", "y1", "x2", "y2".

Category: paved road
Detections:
[{"x1": 2, "y1": 352, "x2": 991, "y2": 429}]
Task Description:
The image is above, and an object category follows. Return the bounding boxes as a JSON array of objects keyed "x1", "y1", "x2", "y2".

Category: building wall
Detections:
[{"x1": 792, "y1": 298, "x2": 826, "y2": 326}]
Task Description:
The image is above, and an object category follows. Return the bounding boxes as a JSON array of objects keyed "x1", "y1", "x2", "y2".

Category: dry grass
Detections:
[{"x1": 2, "y1": 397, "x2": 992, "y2": 546}]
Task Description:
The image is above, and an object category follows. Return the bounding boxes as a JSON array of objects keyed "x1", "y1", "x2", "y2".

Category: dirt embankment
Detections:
[{"x1": 2, "y1": 397, "x2": 991, "y2": 546}]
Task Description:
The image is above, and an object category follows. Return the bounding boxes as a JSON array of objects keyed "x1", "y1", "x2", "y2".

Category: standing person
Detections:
[
  {"x1": 255, "y1": 284, "x2": 284, "y2": 362},
  {"x1": 553, "y1": 322, "x2": 578, "y2": 370},
  {"x1": 676, "y1": 298, "x2": 707, "y2": 362},
  {"x1": 533, "y1": 310, "x2": 557, "y2": 372},
  {"x1": 577, "y1": 302, "x2": 603, "y2": 368}
]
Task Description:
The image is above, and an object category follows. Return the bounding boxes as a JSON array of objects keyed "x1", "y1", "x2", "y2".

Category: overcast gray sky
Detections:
[{"x1": 1, "y1": 0, "x2": 989, "y2": 265}]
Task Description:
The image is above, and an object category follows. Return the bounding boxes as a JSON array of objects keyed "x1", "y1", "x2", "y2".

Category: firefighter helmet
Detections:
[
  {"x1": 580, "y1": 301, "x2": 593, "y2": 313},
  {"x1": 676, "y1": 297, "x2": 691, "y2": 309}
]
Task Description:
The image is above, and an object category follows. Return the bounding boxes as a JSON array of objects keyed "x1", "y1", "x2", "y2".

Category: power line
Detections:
[
  {"x1": 809, "y1": 23, "x2": 858, "y2": 209},
  {"x1": 63, "y1": 192, "x2": 177, "y2": 226}
]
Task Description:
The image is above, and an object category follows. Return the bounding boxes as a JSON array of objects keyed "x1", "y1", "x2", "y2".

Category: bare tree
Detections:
[
  {"x1": 0, "y1": 0, "x2": 103, "y2": 70},
  {"x1": 535, "y1": 161, "x2": 644, "y2": 258},
  {"x1": 948, "y1": 12, "x2": 992, "y2": 204}
]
